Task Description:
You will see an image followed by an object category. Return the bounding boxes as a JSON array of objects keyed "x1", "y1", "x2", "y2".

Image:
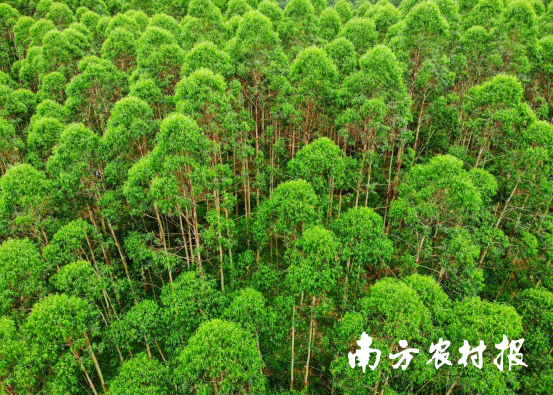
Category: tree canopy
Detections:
[{"x1": 0, "y1": 0, "x2": 552, "y2": 393}]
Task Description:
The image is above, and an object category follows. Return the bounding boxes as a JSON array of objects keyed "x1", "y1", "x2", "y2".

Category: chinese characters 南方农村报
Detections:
[{"x1": 348, "y1": 333, "x2": 528, "y2": 372}]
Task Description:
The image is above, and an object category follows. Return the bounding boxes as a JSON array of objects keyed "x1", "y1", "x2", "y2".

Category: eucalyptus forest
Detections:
[{"x1": 0, "y1": 0, "x2": 552, "y2": 393}]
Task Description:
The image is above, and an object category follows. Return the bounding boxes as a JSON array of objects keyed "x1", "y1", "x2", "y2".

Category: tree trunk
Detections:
[
  {"x1": 290, "y1": 303, "x2": 296, "y2": 391},
  {"x1": 84, "y1": 332, "x2": 107, "y2": 393},
  {"x1": 304, "y1": 296, "x2": 316, "y2": 388}
]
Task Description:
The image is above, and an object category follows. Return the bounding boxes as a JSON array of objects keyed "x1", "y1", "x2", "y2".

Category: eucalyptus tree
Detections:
[
  {"x1": 129, "y1": 77, "x2": 168, "y2": 119},
  {"x1": 331, "y1": 278, "x2": 434, "y2": 394},
  {"x1": 286, "y1": 225, "x2": 341, "y2": 389},
  {"x1": 175, "y1": 319, "x2": 266, "y2": 394},
  {"x1": 18, "y1": 44, "x2": 43, "y2": 91},
  {"x1": 37, "y1": 71, "x2": 67, "y2": 103},
  {"x1": 533, "y1": 35, "x2": 553, "y2": 121},
  {"x1": 29, "y1": 17, "x2": 56, "y2": 47},
  {"x1": 0, "y1": 118, "x2": 23, "y2": 174},
  {"x1": 0, "y1": 316, "x2": 27, "y2": 394},
  {"x1": 135, "y1": 26, "x2": 184, "y2": 97},
  {"x1": 122, "y1": 230, "x2": 180, "y2": 294},
  {"x1": 332, "y1": 206, "x2": 393, "y2": 303},
  {"x1": 13, "y1": 15, "x2": 35, "y2": 59},
  {"x1": 253, "y1": 179, "x2": 320, "y2": 257},
  {"x1": 279, "y1": 0, "x2": 319, "y2": 55},
  {"x1": 0, "y1": 3, "x2": 20, "y2": 72},
  {"x1": 51, "y1": 260, "x2": 106, "y2": 308},
  {"x1": 319, "y1": 7, "x2": 341, "y2": 42},
  {"x1": 181, "y1": 41, "x2": 233, "y2": 78},
  {"x1": 160, "y1": 270, "x2": 219, "y2": 349},
  {"x1": 0, "y1": 83, "x2": 36, "y2": 132},
  {"x1": 105, "y1": 12, "x2": 142, "y2": 38},
  {"x1": 26, "y1": 116, "x2": 64, "y2": 168},
  {"x1": 462, "y1": 0, "x2": 503, "y2": 30},
  {"x1": 148, "y1": 12, "x2": 182, "y2": 44},
  {"x1": 338, "y1": 44, "x2": 411, "y2": 207},
  {"x1": 47, "y1": 123, "x2": 103, "y2": 212},
  {"x1": 222, "y1": 287, "x2": 270, "y2": 353},
  {"x1": 456, "y1": 26, "x2": 496, "y2": 94},
  {"x1": 202, "y1": 203, "x2": 236, "y2": 291},
  {"x1": 226, "y1": 0, "x2": 252, "y2": 19},
  {"x1": 487, "y1": 120, "x2": 553, "y2": 295},
  {"x1": 460, "y1": 74, "x2": 535, "y2": 169},
  {"x1": 389, "y1": 0, "x2": 453, "y2": 159},
  {"x1": 0, "y1": 238, "x2": 46, "y2": 318},
  {"x1": 229, "y1": 11, "x2": 288, "y2": 200},
  {"x1": 258, "y1": 0, "x2": 283, "y2": 29},
  {"x1": 109, "y1": 353, "x2": 171, "y2": 395},
  {"x1": 43, "y1": 2, "x2": 76, "y2": 29},
  {"x1": 289, "y1": 46, "x2": 338, "y2": 146},
  {"x1": 102, "y1": 95, "x2": 156, "y2": 186},
  {"x1": 65, "y1": 56, "x2": 128, "y2": 133},
  {"x1": 0, "y1": 163, "x2": 55, "y2": 244},
  {"x1": 354, "y1": 0, "x2": 373, "y2": 17},
  {"x1": 175, "y1": 68, "x2": 235, "y2": 152},
  {"x1": 438, "y1": 296, "x2": 524, "y2": 394},
  {"x1": 25, "y1": 294, "x2": 107, "y2": 394},
  {"x1": 79, "y1": 10, "x2": 102, "y2": 39},
  {"x1": 180, "y1": 0, "x2": 227, "y2": 48},
  {"x1": 116, "y1": 299, "x2": 167, "y2": 361},
  {"x1": 288, "y1": 137, "x2": 346, "y2": 219},
  {"x1": 366, "y1": 0, "x2": 401, "y2": 38},
  {"x1": 334, "y1": 0, "x2": 353, "y2": 24},
  {"x1": 338, "y1": 17, "x2": 377, "y2": 55},
  {"x1": 389, "y1": 155, "x2": 499, "y2": 298},
  {"x1": 490, "y1": 0, "x2": 539, "y2": 81},
  {"x1": 324, "y1": 37, "x2": 357, "y2": 77},
  {"x1": 229, "y1": 10, "x2": 287, "y2": 141},
  {"x1": 513, "y1": 287, "x2": 553, "y2": 393},
  {"x1": 32, "y1": 98, "x2": 68, "y2": 123},
  {"x1": 101, "y1": 27, "x2": 138, "y2": 72},
  {"x1": 39, "y1": 27, "x2": 91, "y2": 79},
  {"x1": 42, "y1": 219, "x2": 120, "y2": 298},
  {"x1": 123, "y1": 114, "x2": 213, "y2": 272},
  {"x1": 123, "y1": 9, "x2": 149, "y2": 31}
]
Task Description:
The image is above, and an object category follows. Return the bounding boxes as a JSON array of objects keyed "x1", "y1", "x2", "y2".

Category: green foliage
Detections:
[
  {"x1": 181, "y1": 41, "x2": 232, "y2": 78},
  {"x1": 66, "y1": 56, "x2": 128, "y2": 132},
  {"x1": 175, "y1": 319, "x2": 266, "y2": 394},
  {"x1": 368, "y1": 0, "x2": 401, "y2": 36},
  {"x1": 160, "y1": 270, "x2": 218, "y2": 347},
  {"x1": 333, "y1": 206, "x2": 393, "y2": 270},
  {"x1": 136, "y1": 26, "x2": 185, "y2": 95},
  {"x1": 254, "y1": 179, "x2": 320, "y2": 247},
  {"x1": 37, "y1": 71, "x2": 67, "y2": 103},
  {"x1": 0, "y1": 118, "x2": 23, "y2": 173},
  {"x1": 0, "y1": 238, "x2": 46, "y2": 316},
  {"x1": 334, "y1": 0, "x2": 353, "y2": 24},
  {"x1": 26, "y1": 116, "x2": 64, "y2": 168},
  {"x1": 288, "y1": 137, "x2": 346, "y2": 196},
  {"x1": 258, "y1": 0, "x2": 283, "y2": 28},
  {"x1": 319, "y1": 7, "x2": 341, "y2": 41},
  {"x1": 279, "y1": 0, "x2": 319, "y2": 54},
  {"x1": 2, "y1": 1, "x2": 553, "y2": 393},
  {"x1": 47, "y1": 123, "x2": 102, "y2": 202},
  {"x1": 101, "y1": 27, "x2": 138, "y2": 71},
  {"x1": 288, "y1": 225, "x2": 341, "y2": 295},
  {"x1": 325, "y1": 37, "x2": 357, "y2": 76},
  {"x1": 109, "y1": 353, "x2": 171, "y2": 394},
  {"x1": 339, "y1": 17, "x2": 377, "y2": 55},
  {"x1": 0, "y1": 163, "x2": 54, "y2": 243}
]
